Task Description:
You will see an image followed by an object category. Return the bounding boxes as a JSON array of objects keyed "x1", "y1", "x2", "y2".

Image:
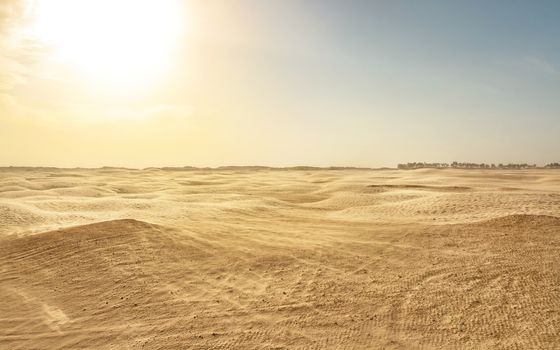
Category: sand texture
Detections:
[{"x1": 1, "y1": 168, "x2": 559, "y2": 349}]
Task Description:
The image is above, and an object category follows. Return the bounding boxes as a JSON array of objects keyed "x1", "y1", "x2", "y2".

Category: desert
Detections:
[
  {"x1": 3, "y1": 0, "x2": 560, "y2": 348},
  {"x1": 1, "y1": 167, "x2": 559, "y2": 349}
]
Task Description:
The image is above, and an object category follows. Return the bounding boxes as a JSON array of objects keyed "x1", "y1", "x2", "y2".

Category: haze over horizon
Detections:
[{"x1": 1, "y1": 0, "x2": 559, "y2": 168}]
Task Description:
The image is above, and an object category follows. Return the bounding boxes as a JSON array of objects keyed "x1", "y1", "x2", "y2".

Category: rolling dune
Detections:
[{"x1": 1, "y1": 168, "x2": 559, "y2": 349}]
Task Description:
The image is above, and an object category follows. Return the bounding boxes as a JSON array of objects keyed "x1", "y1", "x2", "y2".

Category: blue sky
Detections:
[{"x1": 235, "y1": 0, "x2": 560, "y2": 165}]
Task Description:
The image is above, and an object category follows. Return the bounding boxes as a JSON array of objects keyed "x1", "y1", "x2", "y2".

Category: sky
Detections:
[{"x1": 0, "y1": 0, "x2": 559, "y2": 168}]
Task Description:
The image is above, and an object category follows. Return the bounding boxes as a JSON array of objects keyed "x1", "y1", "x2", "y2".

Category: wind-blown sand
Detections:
[{"x1": 1, "y1": 168, "x2": 559, "y2": 349}]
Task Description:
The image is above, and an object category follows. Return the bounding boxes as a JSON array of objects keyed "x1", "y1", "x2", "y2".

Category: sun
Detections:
[{"x1": 30, "y1": 0, "x2": 186, "y2": 88}]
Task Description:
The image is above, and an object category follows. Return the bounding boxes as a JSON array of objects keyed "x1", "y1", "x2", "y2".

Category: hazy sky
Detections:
[{"x1": 1, "y1": 0, "x2": 559, "y2": 167}]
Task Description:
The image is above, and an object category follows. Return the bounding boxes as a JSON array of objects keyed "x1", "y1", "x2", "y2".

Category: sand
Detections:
[{"x1": 1, "y1": 167, "x2": 559, "y2": 349}]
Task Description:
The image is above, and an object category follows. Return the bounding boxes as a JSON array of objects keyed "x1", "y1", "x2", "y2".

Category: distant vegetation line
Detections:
[{"x1": 398, "y1": 162, "x2": 560, "y2": 169}]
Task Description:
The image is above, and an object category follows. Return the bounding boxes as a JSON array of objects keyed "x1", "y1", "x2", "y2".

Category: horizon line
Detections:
[{"x1": 1, "y1": 164, "x2": 559, "y2": 171}]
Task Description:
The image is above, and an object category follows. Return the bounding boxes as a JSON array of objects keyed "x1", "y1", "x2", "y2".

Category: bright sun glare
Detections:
[{"x1": 30, "y1": 0, "x2": 185, "y2": 88}]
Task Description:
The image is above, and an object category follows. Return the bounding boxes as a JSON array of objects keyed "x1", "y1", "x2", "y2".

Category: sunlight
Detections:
[{"x1": 30, "y1": 0, "x2": 186, "y2": 89}]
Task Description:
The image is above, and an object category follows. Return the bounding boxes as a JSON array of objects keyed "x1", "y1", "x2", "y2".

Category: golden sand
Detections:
[{"x1": 1, "y1": 168, "x2": 559, "y2": 349}]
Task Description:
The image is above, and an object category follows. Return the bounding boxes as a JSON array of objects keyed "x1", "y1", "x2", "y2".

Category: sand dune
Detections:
[{"x1": 1, "y1": 168, "x2": 559, "y2": 349}]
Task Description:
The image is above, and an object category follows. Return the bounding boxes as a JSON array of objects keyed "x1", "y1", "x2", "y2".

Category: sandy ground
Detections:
[{"x1": 1, "y1": 167, "x2": 559, "y2": 349}]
